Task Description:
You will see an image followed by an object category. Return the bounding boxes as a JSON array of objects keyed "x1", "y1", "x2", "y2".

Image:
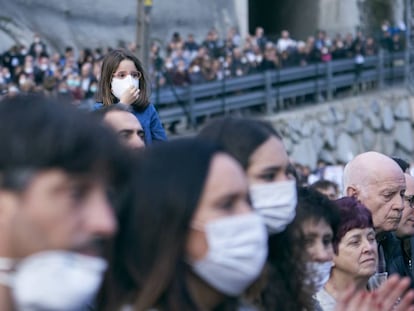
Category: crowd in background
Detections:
[{"x1": 0, "y1": 20, "x2": 407, "y2": 104}]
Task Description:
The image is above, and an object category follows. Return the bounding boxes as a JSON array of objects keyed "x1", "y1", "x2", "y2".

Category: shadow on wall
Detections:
[{"x1": 248, "y1": 0, "x2": 318, "y2": 40}]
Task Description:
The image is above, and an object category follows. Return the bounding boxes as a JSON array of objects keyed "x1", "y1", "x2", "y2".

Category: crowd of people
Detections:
[
  {"x1": 0, "y1": 21, "x2": 408, "y2": 105},
  {"x1": 1, "y1": 29, "x2": 414, "y2": 309},
  {"x1": 1, "y1": 88, "x2": 414, "y2": 311},
  {"x1": 1, "y1": 15, "x2": 414, "y2": 311}
]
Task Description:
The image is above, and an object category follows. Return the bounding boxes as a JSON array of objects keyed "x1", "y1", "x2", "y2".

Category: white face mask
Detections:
[
  {"x1": 249, "y1": 180, "x2": 297, "y2": 234},
  {"x1": 111, "y1": 75, "x2": 139, "y2": 100},
  {"x1": 191, "y1": 213, "x2": 268, "y2": 296},
  {"x1": 0, "y1": 250, "x2": 107, "y2": 311},
  {"x1": 306, "y1": 261, "x2": 333, "y2": 292}
]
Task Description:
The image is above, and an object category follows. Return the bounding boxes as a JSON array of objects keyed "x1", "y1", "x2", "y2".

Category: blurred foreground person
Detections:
[
  {"x1": 198, "y1": 117, "x2": 309, "y2": 311},
  {"x1": 0, "y1": 94, "x2": 129, "y2": 311},
  {"x1": 316, "y1": 197, "x2": 378, "y2": 311},
  {"x1": 97, "y1": 138, "x2": 267, "y2": 311}
]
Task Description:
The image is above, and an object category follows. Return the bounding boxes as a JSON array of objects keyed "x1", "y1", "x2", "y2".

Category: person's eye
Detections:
[
  {"x1": 304, "y1": 238, "x2": 315, "y2": 247},
  {"x1": 69, "y1": 185, "x2": 88, "y2": 202},
  {"x1": 349, "y1": 240, "x2": 360, "y2": 246},
  {"x1": 116, "y1": 72, "x2": 126, "y2": 79},
  {"x1": 119, "y1": 132, "x2": 131, "y2": 140},
  {"x1": 323, "y1": 238, "x2": 333, "y2": 247},
  {"x1": 220, "y1": 197, "x2": 237, "y2": 211},
  {"x1": 137, "y1": 130, "x2": 145, "y2": 138},
  {"x1": 258, "y1": 173, "x2": 275, "y2": 182},
  {"x1": 131, "y1": 72, "x2": 141, "y2": 79}
]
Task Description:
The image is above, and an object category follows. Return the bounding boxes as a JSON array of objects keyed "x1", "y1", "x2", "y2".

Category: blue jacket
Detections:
[{"x1": 94, "y1": 103, "x2": 167, "y2": 145}]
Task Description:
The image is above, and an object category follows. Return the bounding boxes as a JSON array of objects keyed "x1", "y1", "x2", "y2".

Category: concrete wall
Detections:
[
  {"x1": 317, "y1": 0, "x2": 360, "y2": 36},
  {"x1": 263, "y1": 88, "x2": 414, "y2": 170},
  {"x1": 0, "y1": 0, "x2": 239, "y2": 53}
]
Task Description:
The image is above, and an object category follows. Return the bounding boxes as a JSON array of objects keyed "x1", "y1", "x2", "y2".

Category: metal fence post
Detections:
[
  {"x1": 265, "y1": 70, "x2": 275, "y2": 113},
  {"x1": 326, "y1": 61, "x2": 333, "y2": 101},
  {"x1": 188, "y1": 85, "x2": 196, "y2": 129},
  {"x1": 315, "y1": 63, "x2": 320, "y2": 103},
  {"x1": 378, "y1": 50, "x2": 385, "y2": 89}
]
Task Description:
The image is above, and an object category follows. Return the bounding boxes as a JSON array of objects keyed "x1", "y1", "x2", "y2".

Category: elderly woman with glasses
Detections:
[{"x1": 316, "y1": 196, "x2": 378, "y2": 311}]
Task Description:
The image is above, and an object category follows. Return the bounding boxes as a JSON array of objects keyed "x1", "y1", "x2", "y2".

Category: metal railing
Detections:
[{"x1": 151, "y1": 51, "x2": 407, "y2": 128}]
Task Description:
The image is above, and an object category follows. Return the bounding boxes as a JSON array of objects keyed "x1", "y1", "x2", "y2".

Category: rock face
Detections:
[
  {"x1": 0, "y1": 0, "x2": 237, "y2": 53},
  {"x1": 267, "y1": 88, "x2": 414, "y2": 169}
]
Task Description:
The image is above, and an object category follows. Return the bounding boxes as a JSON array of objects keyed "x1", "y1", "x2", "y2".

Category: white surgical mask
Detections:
[
  {"x1": 249, "y1": 180, "x2": 297, "y2": 234},
  {"x1": 191, "y1": 213, "x2": 268, "y2": 296},
  {"x1": 0, "y1": 250, "x2": 107, "y2": 311},
  {"x1": 306, "y1": 261, "x2": 333, "y2": 292},
  {"x1": 111, "y1": 75, "x2": 139, "y2": 100}
]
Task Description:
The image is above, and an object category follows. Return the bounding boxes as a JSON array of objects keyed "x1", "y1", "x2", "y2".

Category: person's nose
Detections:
[
  {"x1": 312, "y1": 241, "x2": 334, "y2": 262},
  {"x1": 361, "y1": 239, "x2": 376, "y2": 254},
  {"x1": 83, "y1": 190, "x2": 117, "y2": 238},
  {"x1": 394, "y1": 193, "x2": 405, "y2": 212},
  {"x1": 129, "y1": 135, "x2": 145, "y2": 149}
]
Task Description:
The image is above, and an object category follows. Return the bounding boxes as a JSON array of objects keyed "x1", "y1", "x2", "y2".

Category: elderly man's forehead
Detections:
[
  {"x1": 349, "y1": 152, "x2": 403, "y2": 179},
  {"x1": 365, "y1": 168, "x2": 405, "y2": 183}
]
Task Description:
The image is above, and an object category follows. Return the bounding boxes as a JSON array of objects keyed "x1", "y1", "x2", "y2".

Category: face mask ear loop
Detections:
[
  {"x1": 0, "y1": 272, "x2": 13, "y2": 287},
  {"x1": 0, "y1": 258, "x2": 15, "y2": 271},
  {"x1": 0, "y1": 258, "x2": 16, "y2": 287}
]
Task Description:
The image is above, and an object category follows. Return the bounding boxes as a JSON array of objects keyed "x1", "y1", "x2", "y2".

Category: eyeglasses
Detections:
[
  {"x1": 404, "y1": 195, "x2": 414, "y2": 208},
  {"x1": 113, "y1": 71, "x2": 142, "y2": 79}
]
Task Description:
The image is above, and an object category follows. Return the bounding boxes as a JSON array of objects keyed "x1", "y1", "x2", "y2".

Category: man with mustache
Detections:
[
  {"x1": 95, "y1": 104, "x2": 146, "y2": 149},
  {"x1": 0, "y1": 94, "x2": 129, "y2": 311},
  {"x1": 343, "y1": 151, "x2": 406, "y2": 281}
]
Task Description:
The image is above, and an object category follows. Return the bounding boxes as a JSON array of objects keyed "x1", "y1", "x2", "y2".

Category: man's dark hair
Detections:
[
  {"x1": 198, "y1": 117, "x2": 282, "y2": 170},
  {"x1": 93, "y1": 103, "x2": 133, "y2": 120},
  {"x1": 391, "y1": 156, "x2": 410, "y2": 173},
  {"x1": 294, "y1": 186, "x2": 341, "y2": 237},
  {"x1": 0, "y1": 93, "x2": 129, "y2": 190},
  {"x1": 309, "y1": 179, "x2": 339, "y2": 194}
]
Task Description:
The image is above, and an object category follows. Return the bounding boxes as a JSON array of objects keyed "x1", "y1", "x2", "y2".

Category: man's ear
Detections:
[{"x1": 345, "y1": 185, "x2": 359, "y2": 199}]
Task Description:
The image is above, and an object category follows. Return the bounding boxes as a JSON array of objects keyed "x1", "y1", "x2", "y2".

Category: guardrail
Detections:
[{"x1": 151, "y1": 51, "x2": 407, "y2": 128}]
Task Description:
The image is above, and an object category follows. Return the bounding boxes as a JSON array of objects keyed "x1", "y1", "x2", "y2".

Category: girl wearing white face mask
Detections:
[
  {"x1": 97, "y1": 138, "x2": 267, "y2": 311},
  {"x1": 95, "y1": 49, "x2": 167, "y2": 145}
]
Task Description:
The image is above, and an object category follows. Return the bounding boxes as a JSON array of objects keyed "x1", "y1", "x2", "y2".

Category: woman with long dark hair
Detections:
[
  {"x1": 97, "y1": 138, "x2": 267, "y2": 311},
  {"x1": 198, "y1": 117, "x2": 311, "y2": 311}
]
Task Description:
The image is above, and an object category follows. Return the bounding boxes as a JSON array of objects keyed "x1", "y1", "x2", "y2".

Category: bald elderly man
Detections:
[
  {"x1": 343, "y1": 151, "x2": 406, "y2": 283},
  {"x1": 343, "y1": 151, "x2": 406, "y2": 233}
]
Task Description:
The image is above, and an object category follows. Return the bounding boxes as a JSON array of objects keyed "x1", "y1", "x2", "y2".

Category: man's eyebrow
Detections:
[{"x1": 118, "y1": 129, "x2": 133, "y2": 135}]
